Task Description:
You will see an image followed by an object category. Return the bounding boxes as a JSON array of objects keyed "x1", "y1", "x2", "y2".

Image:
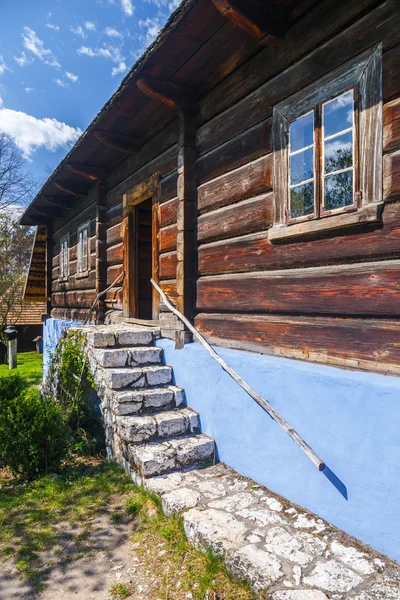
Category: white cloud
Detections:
[
  {"x1": 25, "y1": 87, "x2": 34, "y2": 93},
  {"x1": 77, "y1": 45, "x2": 113, "y2": 60},
  {"x1": 105, "y1": 26, "x2": 123, "y2": 38},
  {"x1": 70, "y1": 25, "x2": 86, "y2": 39},
  {"x1": 46, "y1": 23, "x2": 60, "y2": 31},
  {"x1": 65, "y1": 71, "x2": 79, "y2": 83},
  {"x1": 139, "y1": 18, "x2": 161, "y2": 44},
  {"x1": 55, "y1": 78, "x2": 66, "y2": 87},
  {"x1": 168, "y1": 0, "x2": 180, "y2": 9},
  {"x1": 14, "y1": 52, "x2": 30, "y2": 67},
  {"x1": 111, "y1": 61, "x2": 128, "y2": 77},
  {"x1": 22, "y1": 27, "x2": 60, "y2": 68},
  {"x1": 85, "y1": 21, "x2": 96, "y2": 31},
  {"x1": 121, "y1": 0, "x2": 134, "y2": 16},
  {"x1": 0, "y1": 104, "x2": 82, "y2": 159},
  {"x1": 0, "y1": 96, "x2": 3, "y2": 107},
  {"x1": 0, "y1": 56, "x2": 10, "y2": 76}
]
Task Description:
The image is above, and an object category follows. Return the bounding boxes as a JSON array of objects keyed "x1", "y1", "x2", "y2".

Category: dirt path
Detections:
[{"x1": 1, "y1": 512, "x2": 156, "y2": 600}]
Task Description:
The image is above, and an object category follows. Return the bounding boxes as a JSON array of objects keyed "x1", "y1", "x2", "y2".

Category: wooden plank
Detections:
[
  {"x1": 96, "y1": 184, "x2": 107, "y2": 321},
  {"x1": 107, "y1": 264, "x2": 123, "y2": 286},
  {"x1": 195, "y1": 312, "x2": 400, "y2": 375},
  {"x1": 107, "y1": 242, "x2": 123, "y2": 266},
  {"x1": 160, "y1": 196, "x2": 179, "y2": 227},
  {"x1": 160, "y1": 279, "x2": 178, "y2": 300},
  {"x1": 106, "y1": 222, "x2": 122, "y2": 247},
  {"x1": 160, "y1": 223, "x2": 178, "y2": 252},
  {"x1": 198, "y1": 155, "x2": 272, "y2": 214},
  {"x1": 198, "y1": 193, "x2": 273, "y2": 243},
  {"x1": 197, "y1": 260, "x2": 400, "y2": 317},
  {"x1": 198, "y1": 204, "x2": 400, "y2": 274},
  {"x1": 383, "y1": 150, "x2": 400, "y2": 199},
  {"x1": 52, "y1": 271, "x2": 97, "y2": 292},
  {"x1": 383, "y1": 98, "x2": 400, "y2": 153},
  {"x1": 383, "y1": 45, "x2": 400, "y2": 100},
  {"x1": 160, "y1": 251, "x2": 177, "y2": 280},
  {"x1": 196, "y1": 118, "x2": 271, "y2": 185},
  {"x1": 52, "y1": 290, "x2": 97, "y2": 308},
  {"x1": 199, "y1": 0, "x2": 398, "y2": 125}
]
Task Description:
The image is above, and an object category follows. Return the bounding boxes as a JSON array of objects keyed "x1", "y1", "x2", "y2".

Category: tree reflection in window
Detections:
[{"x1": 288, "y1": 111, "x2": 315, "y2": 219}]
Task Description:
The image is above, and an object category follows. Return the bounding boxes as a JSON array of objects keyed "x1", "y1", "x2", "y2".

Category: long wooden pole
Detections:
[{"x1": 151, "y1": 278, "x2": 325, "y2": 471}]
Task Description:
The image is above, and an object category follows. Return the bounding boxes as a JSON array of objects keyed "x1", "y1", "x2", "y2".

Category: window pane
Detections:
[
  {"x1": 324, "y1": 131, "x2": 353, "y2": 174},
  {"x1": 324, "y1": 171, "x2": 353, "y2": 210},
  {"x1": 290, "y1": 112, "x2": 314, "y2": 152},
  {"x1": 323, "y1": 91, "x2": 353, "y2": 138},
  {"x1": 290, "y1": 182, "x2": 314, "y2": 219},
  {"x1": 290, "y1": 148, "x2": 314, "y2": 185}
]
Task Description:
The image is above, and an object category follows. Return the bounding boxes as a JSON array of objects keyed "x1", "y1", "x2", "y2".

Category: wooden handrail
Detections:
[
  {"x1": 83, "y1": 272, "x2": 124, "y2": 325},
  {"x1": 151, "y1": 278, "x2": 325, "y2": 471}
]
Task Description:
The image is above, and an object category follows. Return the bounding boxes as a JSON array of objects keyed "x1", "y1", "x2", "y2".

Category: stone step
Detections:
[
  {"x1": 103, "y1": 365, "x2": 173, "y2": 390},
  {"x1": 117, "y1": 408, "x2": 200, "y2": 443},
  {"x1": 107, "y1": 385, "x2": 185, "y2": 416},
  {"x1": 86, "y1": 326, "x2": 159, "y2": 349},
  {"x1": 130, "y1": 434, "x2": 215, "y2": 478},
  {"x1": 95, "y1": 346, "x2": 163, "y2": 368}
]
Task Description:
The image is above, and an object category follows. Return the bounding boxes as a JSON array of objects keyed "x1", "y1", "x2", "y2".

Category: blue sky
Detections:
[{"x1": 0, "y1": 0, "x2": 179, "y2": 192}]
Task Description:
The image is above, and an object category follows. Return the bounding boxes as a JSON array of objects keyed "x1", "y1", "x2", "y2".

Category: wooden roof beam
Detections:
[
  {"x1": 136, "y1": 77, "x2": 195, "y2": 109},
  {"x1": 67, "y1": 163, "x2": 106, "y2": 182},
  {"x1": 95, "y1": 130, "x2": 141, "y2": 153},
  {"x1": 211, "y1": 0, "x2": 287, "y2": 45},
  {"x1": 43, "y1": 195, "x2": 75, "y2": 209},
  {"x1": 54, "y1": 182, "x2": 83, "y2": 196},
  {"x1": 33, "y1": 205, "x2": 63, "y2": 219}
]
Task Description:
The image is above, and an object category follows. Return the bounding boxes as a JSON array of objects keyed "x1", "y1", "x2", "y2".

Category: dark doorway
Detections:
[{"x1": 133, "y1": 197, "x2": 153, "y2": 320}]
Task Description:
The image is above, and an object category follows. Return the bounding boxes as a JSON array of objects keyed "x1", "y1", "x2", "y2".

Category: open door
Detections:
[{"x1": 122, "y1": 175, "x2": 160, "y2": 322}]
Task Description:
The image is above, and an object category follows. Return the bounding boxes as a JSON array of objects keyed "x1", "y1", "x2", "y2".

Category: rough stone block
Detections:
[
  {"x1": 270, "y1": 592, "x2": 329, "y2": 600},
  {"x1": 117, "y1": 415, "x2": 157, "y2": 442},
  {"x1": 264, "y1": 527, "x2": 326, "y2": 567},
  {"x1": 162, "y1": 487, "x2": 201, "y2": 515},
  {"x1": 169, "y1": 385, "x2": 185, "y2": 406},
  {"x1": 329, "y1": 541, "x2": 375, "y2": 575},
  {"x1": 228, "y1": 544, "x2": 283, "y2": 591},
  {"x1": 142, "y1": 388, "x2": 174, "y2": 410},
  {"x1": 145, "y1": 472, "x2": 183, "y2": 495},
  {"x1": 184, "y1": 508, "x2": 248, "y2": 554},
  {"x1": 144, "y1": 365, "x2": 172, "y2": 386},
  {"x1": 117, "y1": 329, "x2": 153, "y2": 346},
  {"x1": 131, "y1": 441, "x2": 176, "y2": 477},
  {"x1": 104, "y1": 368, "x2": 146, "y2": 390},
  {"x1": 87, "y1": 330, "x2": 116, "y2": 348},
  {"x1": 302, "y1": 560, "x2": 363, "y2": 593},
  {"x1": 130, "y1": 347, "x2": 163, "y2": 366},
  {"x1": 96, "y1": 349, "x2": 129, "y2": 368},
  {"x1": 155, "y1": 411, "x2": 188, "y2": 437},
  {"x1": 208, "y1": 492, "x2": 257, "y2": 513},
  {"x1": 169, "y1": 434, "x2": 214, "y2": 467},
  {"x1": 180, "y1": 407, "x2": 200, "y2": 432}
]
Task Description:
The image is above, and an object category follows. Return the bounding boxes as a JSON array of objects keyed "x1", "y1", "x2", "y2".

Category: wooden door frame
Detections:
[{"x1": 122, "y1": 173, "x2": 160, "y2": 321}]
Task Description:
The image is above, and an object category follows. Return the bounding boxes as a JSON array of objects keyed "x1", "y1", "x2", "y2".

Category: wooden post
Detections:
[
  {"x1": 8, "y1": 339, "x2": 17, "y2": 370},
  {"x1": 176, "y1": 108, "x2": 197, "y2": 348},
  {"x1": 45, "y1": 223, "x2": 53, "y2": 315},
  {"x1": 96, "y1": 183, "x2": 108, "y2": 323}
]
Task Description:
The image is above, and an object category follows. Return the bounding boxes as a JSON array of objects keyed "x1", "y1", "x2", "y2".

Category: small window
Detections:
[
  {"x1": 287, "y1": 90, "x2": 356, "y2": 223},
  {"x1": 59, "y1": 234, "x2": 69, "y2": 279},
  {"x1": 77, "y1": 221, "x2": 90, "y2": 273},
  {"x1": 269, "y1": 45, "x2": 382, "y2": 243}
]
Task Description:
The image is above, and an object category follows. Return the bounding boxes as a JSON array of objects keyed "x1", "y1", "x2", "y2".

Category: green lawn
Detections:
[{"x1": 0, "y1": 351, "x2": 43, "y2": 386}]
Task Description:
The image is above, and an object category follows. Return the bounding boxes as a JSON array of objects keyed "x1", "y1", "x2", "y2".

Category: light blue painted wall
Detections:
[
  {"x1": 42, "y1": 317, "x2": 82, "y2": 376},
  {"x1": 157, "y1": 338, "x2": 400, "y2": 561}
]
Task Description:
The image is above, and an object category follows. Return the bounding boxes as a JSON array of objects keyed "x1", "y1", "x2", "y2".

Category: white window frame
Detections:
[
  {"x1": 59, "y1": 234, "x2": 69, "y2": 280},
  {"x1": 77, "y1": 220, "x2": 90, "y2": 274}
]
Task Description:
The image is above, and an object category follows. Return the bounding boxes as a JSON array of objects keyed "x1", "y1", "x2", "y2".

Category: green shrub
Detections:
[
  {"x1": 0, "y1": 373, "x2": 27, "y2": 406},
  {"x1": 0, "y1": 388, "x2": 69, "y2": 478},
  {"x1": 47, "y1": 331, "x2": 105, "y2": 455}
]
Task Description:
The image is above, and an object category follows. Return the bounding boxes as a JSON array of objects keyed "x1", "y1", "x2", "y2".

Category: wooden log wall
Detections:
[{"x1": 193, "y1": 0, "x2": 400, "y2": 375}]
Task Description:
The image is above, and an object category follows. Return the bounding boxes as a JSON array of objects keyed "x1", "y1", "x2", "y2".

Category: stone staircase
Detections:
[{"x1": 83, "y1": 324, "x2": 215, "y2": 484}]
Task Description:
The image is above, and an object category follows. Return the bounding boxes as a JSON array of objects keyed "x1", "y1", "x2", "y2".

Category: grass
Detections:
[
  {"x1": 0, "y1": 351, "x2": 43, "y2": 386},
  {"x1": 0, "y1": 457, "x2": 256, "y2": 599}
]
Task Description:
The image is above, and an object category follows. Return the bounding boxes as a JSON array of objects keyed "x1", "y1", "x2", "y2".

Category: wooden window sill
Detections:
[
  {"x1": 58, "y1": 276, "x2": 69, "y2": 283},
  {"x1": 268, "y1": 202, "x2": 383, "y2": 243},
  {"x1": 75, "y1": 270, "x2": 90, "y2": 279}
]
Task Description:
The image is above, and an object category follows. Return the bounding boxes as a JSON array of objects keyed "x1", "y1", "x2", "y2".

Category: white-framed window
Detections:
[
  {"x1": 77, "y1": 221, "x2": 90, "y2": 273},
  {"x1": 269, "y1": 45, "x2": 382, "y2": 243},
  {"x1": 59, "y1": 234, "x2": 69, "y2": 279}
]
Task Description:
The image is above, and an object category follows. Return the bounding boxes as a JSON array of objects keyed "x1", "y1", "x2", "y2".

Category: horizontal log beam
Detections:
[
  {"x1": 33, "y1": 205, "x2": 63, "y2": 219},
  {"x1": 136, "y1": 76, "x2": 195, "y2": 109},
  {"x1": 67, "y1": 163, "x2": 107, "y2": 181},
  {"x1": 211, "y1": 0, "x2": 287, "y2": 44},
  {"x1": 94, "y1": 130, "x2": 141, "y2": 153},
  {"x1": 54, "y1": 182, "x2": 82, "y2": 196},
  {"x1": 43, "y1": 195, "x2": 75, "y2": 209}
]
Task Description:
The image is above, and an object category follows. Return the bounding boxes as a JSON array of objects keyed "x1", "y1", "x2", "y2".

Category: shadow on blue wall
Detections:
[{"x1": 322, "y1": 465, "x2": 348, "y2": 500}]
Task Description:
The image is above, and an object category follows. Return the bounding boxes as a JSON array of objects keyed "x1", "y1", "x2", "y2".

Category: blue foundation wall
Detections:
[
  {"x1": 43, "y1": 318, "x2": 83, "y2": 377},
  {"x1": 156, "y1": 338, "x2": 400, "y2": 561}
]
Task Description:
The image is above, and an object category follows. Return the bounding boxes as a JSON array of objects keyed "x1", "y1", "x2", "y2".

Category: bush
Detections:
[
  {"x1": 0, "y1": 387, "x2": 69, "y2": 478},
  {"x1": 0, "y1": 373, "x2": 27, "y2": 406},
  {"x1": 46, "y1": 331, "x2": 105, "y2": 455}
]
